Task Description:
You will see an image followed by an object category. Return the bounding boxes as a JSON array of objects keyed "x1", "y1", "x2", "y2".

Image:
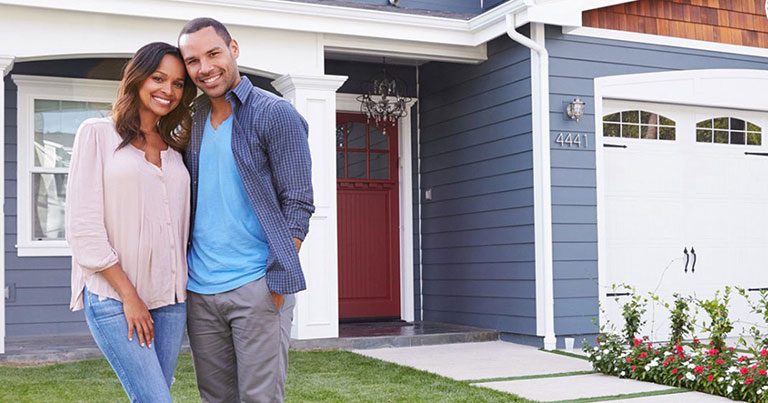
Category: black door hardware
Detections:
[
  {"x1": 604, "y1": 144, "x2": 628, "y2": 148},
  {"x1": 606, "y1": 292, "x2": 631, "y2": 297},
  {"x1": 691, "y1": 247, "x2": 696, "y2": 273},
  {"x1": 745, "y1": 152, "x2": 768, "y2": 157},
  {"x1": 748, "y1": 288, "x2": 768, "y2": 292},
  {"x1": 683, "y1": 247, "x2": 689, "y2": 273}
]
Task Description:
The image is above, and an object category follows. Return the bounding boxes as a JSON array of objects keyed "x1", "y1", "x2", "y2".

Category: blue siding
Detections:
[
  {"x1": 419, "y1": 34, "x2": 536, "y2": 336},
  {"x1": 3, "y1": 59, "x2": 128, "y2": 337},
  {"x1": 546, "y1": 26, "x2": 768, "y2": 337}
]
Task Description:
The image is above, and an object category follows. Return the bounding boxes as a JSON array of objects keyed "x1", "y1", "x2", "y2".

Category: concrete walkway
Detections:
[{"x1": 353, "y1": 341, "x2": 735, "y2": 402}]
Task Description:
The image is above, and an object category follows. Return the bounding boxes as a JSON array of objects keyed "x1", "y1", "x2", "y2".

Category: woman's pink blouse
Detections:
[{"x1": 67, "y1": 117, "x2": 190, "y2": 311}]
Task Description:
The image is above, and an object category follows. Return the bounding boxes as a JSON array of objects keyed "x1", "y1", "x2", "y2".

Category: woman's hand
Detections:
[{"x1": 123, "y1": 293, "x2": 154, "y2": 348}]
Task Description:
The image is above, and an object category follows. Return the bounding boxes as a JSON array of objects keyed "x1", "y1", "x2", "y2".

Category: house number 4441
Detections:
[{"x1": 555, "y1": 133, "x2": 588, "y2": 148}]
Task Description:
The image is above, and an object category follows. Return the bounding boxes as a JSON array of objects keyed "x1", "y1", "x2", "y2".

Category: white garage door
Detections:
[{"x1": 601, "y1": 100, "x2": 768, "y2": 342}]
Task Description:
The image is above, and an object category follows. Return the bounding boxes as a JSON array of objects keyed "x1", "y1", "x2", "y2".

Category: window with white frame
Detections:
[{"x1": 13, "y1": 75, "x2": 118, "y2": 256}]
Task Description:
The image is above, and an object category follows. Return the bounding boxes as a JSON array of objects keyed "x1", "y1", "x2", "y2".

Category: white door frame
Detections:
[
  {"x1": 336, "y1": 93, "x2": 416, "y2": 322},
  {"x1": 595, "y1": 69, "x2": 768, "y2": 331}
]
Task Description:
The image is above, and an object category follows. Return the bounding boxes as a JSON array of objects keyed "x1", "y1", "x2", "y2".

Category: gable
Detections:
[{"x1": 582, "y1": 0, "x2": 768, "y2": 48}]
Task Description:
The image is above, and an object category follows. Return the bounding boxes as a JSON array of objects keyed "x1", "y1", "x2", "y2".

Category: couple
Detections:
[{"x1": 66, "y1": 17, "x2": 312, "y2": 403}]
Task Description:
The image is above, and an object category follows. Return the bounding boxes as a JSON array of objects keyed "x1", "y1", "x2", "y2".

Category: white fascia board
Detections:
[
  {"x1": 565, "y1": 26, "x2": 768, "y2": 60},
  {"x1": 324, "y1": 34, "x2": 487, "y2": 64},
  {"x1": 514, "y1": 0, "x2": 636, "y2": 28},
  {"x1": 0, "y1": 0, "x2": 504, "y2": 48}
]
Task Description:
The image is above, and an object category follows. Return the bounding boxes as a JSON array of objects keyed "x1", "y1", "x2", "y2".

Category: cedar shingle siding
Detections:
[{"x1": 583, "y1": 0, "x2": 768, "y2": 48}]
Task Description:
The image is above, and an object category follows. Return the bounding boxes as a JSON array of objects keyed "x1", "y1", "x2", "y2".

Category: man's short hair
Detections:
[{"x1": 179, "y1": 17, "x2": 232, "y2": 45}]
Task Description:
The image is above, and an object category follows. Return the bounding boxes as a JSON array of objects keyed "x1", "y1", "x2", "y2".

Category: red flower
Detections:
[
  {"x1": 739, "y1": 355, "x2": 749, "y2": 362},
  {"x1": 716, "y1": 359, "x2": 726, "y2": 365},
  {"x1": 693, "y1": 338, "x2": 700, "y2": 344},
  {"x1": 663, "y1": 362, "x2": 669, "y2": 367},
  {"x1": 631, "y1": 365, "x2": 636, "y2": 371},
  {"x1": 762, "y1": 349, "x2": 768, "y2": 357},
  {"x1": 694, "y1": 366, "x2": 704, "y2": 374},
  {"x1": 675, "y1": 346, "x2": 684, "y2": 354},
  {"x1": 678, "y1": 374, "x2": 684, "y2": 379},
  {"x1": 647, "y1": 343, "x2": 653, "y2": 349},
  {"x1": 626, "y1": 357, "x2": 632, "y2": 363},
  {"x1": 706, "y1": 365, "x2": 711, "y2": 369},
  {"x1": 707, "y1": 348, "x2": 719, "y2": 357},
  {"x1": 596, "y1": 336, "x2": 601, "y2": 344},
  {"x1": 672, "y1": 368, "x2": 678, "y2": 374},
  {"x1": 741, "y1": 367, "x2": 750, "y2": 375},
  {"x1": 746, "y1": 378, "x2": 755, "y2": 385},
  {"x1": 654, "y1": 350, "x2": 661, "y2": 355},
  {"x1": 752, "y1": 364, "x2": 759, "y2": 370},
  {"x1": 707, "y1": 375, "x2": 714, "y2": 382},
  {"x1": 759, "y1": 369, "x2": 767, "y2": 375},
  {"x1": 634, "y1": 338, "x2": 642, "y2": 347},
  {"x1": 639, "y1": 352, "x2": 647, "y2": 358},
  {"x1": 729, "y1": 347, "x2": 736, "y2": 352}
]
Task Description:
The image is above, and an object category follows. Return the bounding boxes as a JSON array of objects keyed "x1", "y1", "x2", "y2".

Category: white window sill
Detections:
[{"x1": 17, "y1": 243, "x2": 72, "y2": 257}]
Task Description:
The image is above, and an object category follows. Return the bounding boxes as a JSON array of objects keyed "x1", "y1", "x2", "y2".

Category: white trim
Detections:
[
  {"x1": 336, "y1": 93, "x2": 416, "y2": 322},
  {"x1": 0, "y1": 55, "x2": 14, "y2": 355},
  {"x1": 323, "y1": 35, "x2": 487, "y2": 65},
  {"x1": 12, "y1": 75, "x2": 119, "y2": 257},
  {"x1": 565, "y1": 26, "x2": 768, "y2": 60},
  {"x1": 593, "y1": 69, "x2": 768, "y2": 332},
  {"x1": 0, "y1": 0, "x2": 516, "y2": 48}
]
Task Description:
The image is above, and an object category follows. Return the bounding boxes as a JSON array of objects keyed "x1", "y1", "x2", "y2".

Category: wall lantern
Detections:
[{"x1": 566, "y1": 97, "x2": 586, "y2": 121}]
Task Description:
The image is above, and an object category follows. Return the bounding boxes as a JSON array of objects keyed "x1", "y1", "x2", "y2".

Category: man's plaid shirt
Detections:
[{"x1": 184, "y1": 77, "x2": 314, "y2": 294}]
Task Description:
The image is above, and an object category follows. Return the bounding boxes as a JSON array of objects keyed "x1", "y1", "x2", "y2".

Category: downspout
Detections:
[{"x1": 505, "y1": 14, "x2": 557, "y2": 350}]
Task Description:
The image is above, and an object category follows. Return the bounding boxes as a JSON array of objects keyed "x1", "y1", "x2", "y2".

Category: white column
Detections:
[
  {"x1": 0, "y1": 55, "x2": 14, "y2": 354},
  {"x1": 272, "y1": 73, "x2": 347, "y2": 340}
]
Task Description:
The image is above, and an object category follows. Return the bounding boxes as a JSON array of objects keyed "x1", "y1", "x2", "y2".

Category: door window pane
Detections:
[
  {"x1": 370, "y1": 153, "x2": 389, "y2": 179},
  {"x1": 369, "y1": 125, "x2": 388, "y2": 150},
  {"x1": 347, "y1": 152, "x2": 367, "y2": 179},
  {"x1": 347, "y1": 122, "x2": 366, "y2": 149},
  {"x1": 336, "y1": 152, "x2": 345, "y2": 178},
  {"x1": 336, "y1": 124, "x2": 345, "y2": 148},
  {"x1": 33, "y1": 173, "x2": 68, "y2": 240}
]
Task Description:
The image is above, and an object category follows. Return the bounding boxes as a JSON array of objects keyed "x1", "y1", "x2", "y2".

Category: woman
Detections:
[{"x1": 67, "y1": 42, "x2": 196, "y2": 402}]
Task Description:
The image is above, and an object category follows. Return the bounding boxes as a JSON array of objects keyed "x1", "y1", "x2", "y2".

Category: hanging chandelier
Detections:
[{"x1": 357, "y1": 60, "x2": 411, "y2": 134}]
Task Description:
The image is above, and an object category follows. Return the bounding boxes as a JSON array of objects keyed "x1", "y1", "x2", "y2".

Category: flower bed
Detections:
[
  {"x1": 585, "y1": 335, "x2": 768, "y2": 402},
  {"x1": 584, "y1": 286, "x2": 768, "y2": 402}
]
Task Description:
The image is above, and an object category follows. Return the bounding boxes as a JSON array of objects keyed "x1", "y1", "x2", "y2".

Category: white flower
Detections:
[
  {"x1": 685, "y1": 373, "x2": 696, "y2": 381},
  {"x1": 644, "y1": 365, "x2": 651, "y2": 371},
  {"x1": 758, "y1": 390, "x2": 763, "y2": 395},
  {"x1": 620, "y1": 371, "x2": 626, "y2": 376},
  {"x1": 727, "y1": 385, "x2": 734, "y2": 394},
  {"x1": 686, "y1": 363, "x2": 696, "y2": 369},
  {"x1": 718, "y1": 377, "x2": 724, "y2": 383},
  {"x1": 595, "y1": 356, "x2": 602, "y2": 360},
  {"x1": 763, "y1": 385, "x2": 768, "y2": 391},
  {"x1": 664, "y1": 351, "x2": 672, "y2": 356}
]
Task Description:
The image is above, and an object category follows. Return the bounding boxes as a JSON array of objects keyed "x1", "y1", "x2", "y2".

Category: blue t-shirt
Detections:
[{"x1": 187, "y1": 112, "x2": 269, "y2": 294}]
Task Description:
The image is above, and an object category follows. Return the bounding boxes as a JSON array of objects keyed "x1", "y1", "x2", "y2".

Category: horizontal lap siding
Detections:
[
  {"x1": 547, "y1": 25, "x2": 768, "y2": 336},
  {"x1": 583, "y1": 0, "x2": 768, "y2": 48},
  {"x1": 419, "y1": 35, "x2": 535, "y2": 335},
  {"x1": 4, "y1": 74, "x2": 88, "y2": 337}
]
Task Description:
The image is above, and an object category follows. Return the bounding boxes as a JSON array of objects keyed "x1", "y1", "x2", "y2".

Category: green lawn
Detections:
[{"x1": 0, "y1": 351, "x2": 530, "y2": 402}]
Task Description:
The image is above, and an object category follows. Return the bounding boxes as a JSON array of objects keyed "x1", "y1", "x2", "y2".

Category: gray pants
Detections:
[{"x1": 187, "y1": 278, "x2": 295, "y2": 403}]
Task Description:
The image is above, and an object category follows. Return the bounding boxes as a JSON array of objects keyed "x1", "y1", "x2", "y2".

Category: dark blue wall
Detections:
[
  {"x1": 546, "y1": 26, "x2": 768, "y2": 338},
  {"x1": 418, "y1": 34, "x2": 537, "y2": 336}
]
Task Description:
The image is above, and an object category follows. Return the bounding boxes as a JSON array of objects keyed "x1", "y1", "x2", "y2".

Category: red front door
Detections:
[{"x1": 336, "y1": 113, "x2": 400, "y2": 320}]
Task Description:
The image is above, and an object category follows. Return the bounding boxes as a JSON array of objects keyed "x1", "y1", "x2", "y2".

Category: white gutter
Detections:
[{"x1": 505, "y1": 13, "x2": 557, "y2": 351}]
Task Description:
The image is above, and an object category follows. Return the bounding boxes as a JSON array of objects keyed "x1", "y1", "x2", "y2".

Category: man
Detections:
[{"x1": 178, "y1": 17, "x2": 313, "y2": 402}]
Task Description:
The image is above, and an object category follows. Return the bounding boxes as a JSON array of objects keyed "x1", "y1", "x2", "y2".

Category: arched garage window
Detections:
[
  {"x1": 603, "y1": 111, "x2": 675, "y2": 140},
  {"x1": 696, "y1": 117, "x2": 761, "y2": 146}
]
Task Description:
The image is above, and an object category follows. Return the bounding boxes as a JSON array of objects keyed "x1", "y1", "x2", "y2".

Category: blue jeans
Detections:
[{"x1": 84, "y1": 289, "x2": 186, "y2": 403}]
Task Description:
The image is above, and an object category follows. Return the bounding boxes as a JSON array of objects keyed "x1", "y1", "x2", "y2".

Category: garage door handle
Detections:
[
  {"x1": 745, "y1": 152, "x2": 768, "y2": 157},
  {"x1": 606, "y1": 292, "x2": 630, "y2": 297},
  {"x1": 683, "y1": 248, "x2": 689, "y2": 273},
  {"x1": 604, "y1": 144, "x2": 627, "y2": 148},
  {"x1": 748, "y1": 288, "x2": 768, "y2": 292},
  {"x1": 691, "y1": 247, "x2": 697, "y2": 273}
]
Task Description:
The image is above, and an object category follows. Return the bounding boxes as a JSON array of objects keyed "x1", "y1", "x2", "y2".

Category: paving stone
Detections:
[
  {"x1": 476, "y1": 373, "x2": 676, "y2": 402},
  {"x1": 623, "y1": 391, "x2": 734, "y2": 401},
  {"x1": 354, "y1": 341, "x2": 592, "y2": 380}
]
